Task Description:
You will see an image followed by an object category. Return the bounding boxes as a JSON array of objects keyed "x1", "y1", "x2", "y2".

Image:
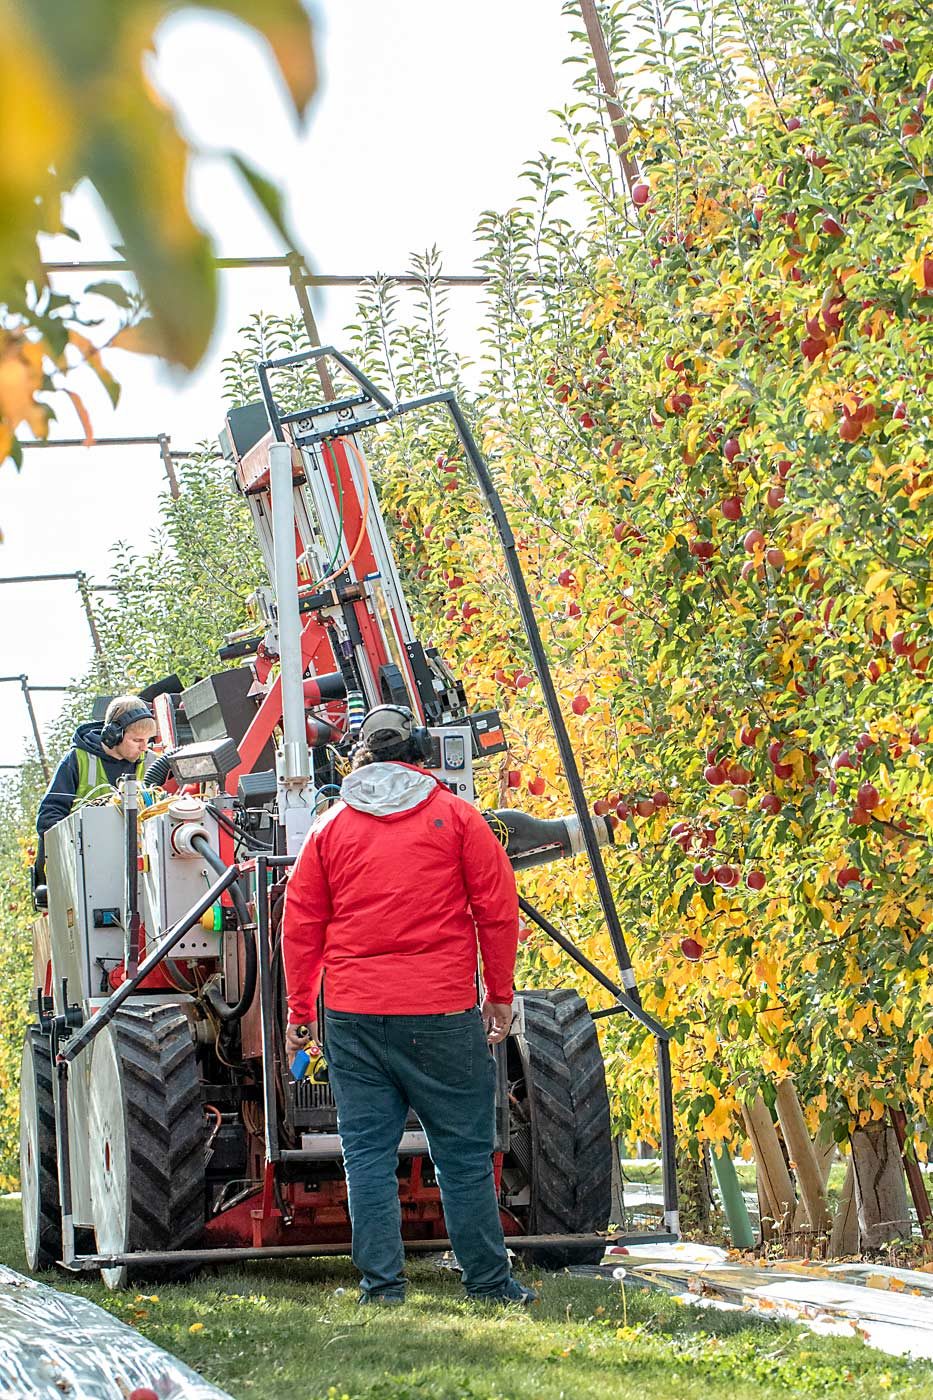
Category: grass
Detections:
[{"x1": 2, "y1": 1198, "x2": 932, "y2": 1400}]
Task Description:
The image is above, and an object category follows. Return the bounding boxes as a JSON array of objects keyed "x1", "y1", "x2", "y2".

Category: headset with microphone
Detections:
[
  {"x1": 100, "y1": 706, "x2": 154, "y2": 750},
  {"x1": 358, "y1": 704, "x2": 432, "y2": 762}
]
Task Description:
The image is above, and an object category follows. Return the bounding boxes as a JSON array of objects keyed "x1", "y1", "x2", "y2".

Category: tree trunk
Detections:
[
  {"x1": 850, "y1": 1123, "x2": 911, "y2": 1250},
  {"x1": 743, "y1": 1095, "x2": 796, "y2": 1231},
  {"x1": 676, "y1": 1145, "x2": 713, "y2": 1233},
  {"x1": 776, "y1": 1080, "x2": 831, "y2": 1234}
]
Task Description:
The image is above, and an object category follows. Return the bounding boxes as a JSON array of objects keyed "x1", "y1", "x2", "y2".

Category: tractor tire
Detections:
[
  {"x1": 88, "y1": 1004, "x2": 205, "y2": 1289},
  {"x1": 515, "y1": 989, "x2": 612, "y2": 1268},
  {"x1": 19, "y1": 1028, "x2": 62, "y2": 1271}
]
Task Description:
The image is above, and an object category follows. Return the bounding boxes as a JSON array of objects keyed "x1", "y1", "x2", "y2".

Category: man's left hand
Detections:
[{"x1": 482, "y1": 999, "x2": 513, "y2": 1044}]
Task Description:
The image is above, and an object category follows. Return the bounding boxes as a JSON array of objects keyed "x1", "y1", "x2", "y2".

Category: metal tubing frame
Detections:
[
  {"x1": 53, "y1": 863, "x2": 239, "y2": 1267},
  {"x1": 64, "y1": 1230, "x2": 674, "y2": 1272},
  {"x1": 250, "y1": 345, "x2": 679, "y2": 1237}
]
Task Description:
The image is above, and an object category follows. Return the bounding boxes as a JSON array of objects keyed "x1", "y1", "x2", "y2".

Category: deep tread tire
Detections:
[
  {"x1": 88, "y1": 1004, "x2": 205, "y2": 1289},
  {"x1": 517, "y1": 990, "x2": 612, "y2": 1267},
  {"x1": 20, "y1": 1028, "x2": 62, "y2": 1271}
]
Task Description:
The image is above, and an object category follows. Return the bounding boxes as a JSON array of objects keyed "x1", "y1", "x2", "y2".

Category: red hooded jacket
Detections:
[{"x1": 282, "y1": 762, "x2": 519, "y2": 1022}]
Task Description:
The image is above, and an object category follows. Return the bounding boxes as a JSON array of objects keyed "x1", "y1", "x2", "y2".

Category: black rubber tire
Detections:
[
  {"x1": 516, "y1": 989, "x2": 612, "y2": 1267},
  {"x1": 88, "y1": 1004, "x2": 205, "y2": 1288},
  {"x1": 19, "y1": 1027, "x2": 62, "y2": 1271}
]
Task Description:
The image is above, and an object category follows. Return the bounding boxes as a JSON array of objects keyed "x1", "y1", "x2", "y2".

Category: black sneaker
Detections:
[{"x1": 469, "y1": 1279, "x2": 538, "y2": 1306}]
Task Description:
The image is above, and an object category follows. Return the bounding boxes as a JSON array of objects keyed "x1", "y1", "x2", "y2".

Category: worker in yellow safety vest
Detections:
[{"x1": 34, "y1": 694, "x2": 157, "y2": 881}]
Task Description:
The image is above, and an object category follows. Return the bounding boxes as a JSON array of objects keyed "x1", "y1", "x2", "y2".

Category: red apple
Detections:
[
  {"x1": 891, "y1": 631, "x2": 910, "y2": 656},
  {"x1": 831, "y1": 750, "x2": 857, "y2": 771},
  {"x1": 515, "y1": 673, "x2": 533, "y2": 689},
  {"x1": 635, "y1": 798, "x2": 656, "y2": 819},
  {"x1": 786, "y1": 115, "x2": 802, "y2": 131},
  {"x1": 704, "y1": 764, "x2": 727, "y2": 786},
  {"x1": 632, "y1": 180, "x2": 651, "y2": 207},
  {"x1": 557, "y1": 568, "x2": 575, "y2": 586},
  {"x1": 766, "y1": 485, "x2": 785, "y2": 510},
  {"x1": 615, "y1": 800, "x2": 631, "y2": 820},
  {"x1": 766, "y1": 547, "x2": 785, "y2": 570},
  {"x1": 528, "y1": 775, "x2": 546, "y2": 796},
  {"x1": 681, "y1": 937, "x2": 704, "y2": 961},
  {"x1": 690, "y1": 539, "x2": 715, "y2": 560},
  {"x1": 759, "y1": 793, "x2": 782, "y2": 815},
  {"x1": 773, "y1": 761, "x2": 794, "y2": 780},
  {"x1": 837, "y1": 866, "x2": 861, "y2": 888},
  {"x1": 721, "y1": 495, "x2": 743, "y2": 521},
  {"x1": 744, "y1": 529, "x2": 765, "y2": 553},
  {"x1": 768, "y1": 740, "x2": 784, "y2": 765},
  {"x1": 714, "y1": 863, "x2": 739, "y2": 887},
  {"x1": 566, "y1": 601, "x2": 581, "y2": 618},
  {"x1": 652, "y1": 789, "x2": 670, "y2": 808},
  {"x1": 740, "y1": 725, "x2": 763, "y2": 747},
  {"x1": 857, "y1": 782, "x2": 879, "y2": 810},
  {"x1": 571, "y1": 694, "x2": 590, "y2": 715},
  {"x1": 693, "y1": 865, "x2": 713, "y2": 885},
  {"x1": 777, "y1": 459, "x2": 792, "y2": 480},
  {"x1": 746, "y1": 870, "x2": 766, "y2": 891},
  {"x1": 507, "y1": 769, "x2": 522, "y2": 789},
  {"x1": 723, "y1": 437, "x2": 741, "y2": 462}
]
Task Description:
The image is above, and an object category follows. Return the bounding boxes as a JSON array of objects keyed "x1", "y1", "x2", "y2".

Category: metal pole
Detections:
[
  {"x1": 269, "y1": 442, "x2": 309, "y2": 782},
  {"x1": 75, "y1": 572, "x2": 106, "y2": 661},
  {"x1": 657, "y1": 1038, "x2": 680, "y2": 1235},
  {"x1": 288, "y1": 253, "x2": 336, "y2": 400},
  {"x1": 579, "y1": 0, "x2": 641, "y2": 197},
  {"x1": 158, "y1": 433, "x2": 181, "y2": 500},
  {"x1": 19, "y1": 676, "x2": 50, "y2": 781},
  {"x1": 124, "y1": 779, "x2": 141, "y2": 978},
  {"x1": 256, "y1": 856, "x2": 281, "y2": 1163},
  {"x1": 445, "y1": 396, "x2": 640, "y2": 998}
]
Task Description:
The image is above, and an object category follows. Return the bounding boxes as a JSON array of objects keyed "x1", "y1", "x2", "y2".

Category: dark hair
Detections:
[{"x1": 350, "y1": 735, "x2": 420, "y2": 770}]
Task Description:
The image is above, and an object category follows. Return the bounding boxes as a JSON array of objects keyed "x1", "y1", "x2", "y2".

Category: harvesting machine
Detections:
[{"x1": 20, "y1": 348, "x2": 679, "y2": 1288}]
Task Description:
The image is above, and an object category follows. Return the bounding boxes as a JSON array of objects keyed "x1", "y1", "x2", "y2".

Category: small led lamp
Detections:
[{"x1": 167, "y1": 737, "x2": 241, "y2": 786}]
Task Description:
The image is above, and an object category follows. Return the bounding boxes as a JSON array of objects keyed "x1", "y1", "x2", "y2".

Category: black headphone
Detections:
[
  {"x1": 360, "y1": 705, "x2": 432, "y2": 763},
  {"x1": 100, "y1": 706, "x2": 154, "y2": 749}
]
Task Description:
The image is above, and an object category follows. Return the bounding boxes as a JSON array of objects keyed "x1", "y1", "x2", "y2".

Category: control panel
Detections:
[{"x1": 426, "y1": 725, "x2": 474, "y2": 802}]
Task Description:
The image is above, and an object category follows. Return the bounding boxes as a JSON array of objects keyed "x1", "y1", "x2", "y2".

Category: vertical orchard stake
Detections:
[
  {"x1": 578, "y1": 0, "x2": 641, "y2": 199},
  {"x1": 20, "y1": 675, "x2": 51, "y2": 782},
  {"x1": 158, "y1": 433, "x2": 181, "y2": 500},
  {"x1": 288, "y1": 253, "x2": 336, "y2": 401}
]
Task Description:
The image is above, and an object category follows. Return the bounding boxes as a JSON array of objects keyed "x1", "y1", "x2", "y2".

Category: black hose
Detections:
[{"x1": 191, "y1": 833, "x2": 257, "y2": 1022}]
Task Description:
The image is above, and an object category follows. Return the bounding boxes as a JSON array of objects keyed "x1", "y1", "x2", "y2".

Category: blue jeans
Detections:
[{"x1": 323, "y1": 1007, "x2": 514, "y2": 1299}]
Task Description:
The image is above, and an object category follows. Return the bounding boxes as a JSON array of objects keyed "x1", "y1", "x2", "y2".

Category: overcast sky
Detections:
[{"x1": 0, "y1": 1, "x2": 582, "y2": 769}]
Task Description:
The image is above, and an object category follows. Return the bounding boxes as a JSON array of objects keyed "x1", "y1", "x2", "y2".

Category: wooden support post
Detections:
[
  {"x1": 828, "y1": 1159, "x2": 859, "y2": 1257},
  {"x1": 578, "y1": 0, "x2": 641, "y2": 198},
  {"x1": 743, "y1": 1095, "x2": 796, "y2": 1232},
  {"x1": 776, "y1": 1080, "x2": 831, "y2": 1234}
]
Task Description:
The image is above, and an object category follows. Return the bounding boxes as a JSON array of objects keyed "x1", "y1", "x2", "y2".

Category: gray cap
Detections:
[{"x1": 358, "y1": 704, "x2": 416, "y2": 747}]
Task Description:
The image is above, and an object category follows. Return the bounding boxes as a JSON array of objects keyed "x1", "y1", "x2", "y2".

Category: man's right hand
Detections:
[{"x1": 285, "y1": 1021, "x2": 319, "y2": 1056}]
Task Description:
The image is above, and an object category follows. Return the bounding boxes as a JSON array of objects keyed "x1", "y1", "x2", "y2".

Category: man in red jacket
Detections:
[{"x1": 282, "y1": 704, "x2": 534, "y2": 1306}]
